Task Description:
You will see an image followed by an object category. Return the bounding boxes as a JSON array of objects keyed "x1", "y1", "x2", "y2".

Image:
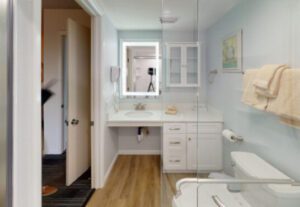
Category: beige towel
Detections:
[
  {"x1": 253, "y1": 64, "x2": 287, "y2": 89},
  {"x1": 241, "y1": 69, "x2": 268, "y2": 110},
  {"x1": 165, "y1": 105, "x2": 178, "y2": 115},
  {"x1": 280, "y1": 117, "x2": 300, "y2": 129},
  {"x1": 255, "y1": 66, "x2": 289, "y2": 98},
  {"x1": 267, "y1": 69, "x2": 300, "y2": 126}
]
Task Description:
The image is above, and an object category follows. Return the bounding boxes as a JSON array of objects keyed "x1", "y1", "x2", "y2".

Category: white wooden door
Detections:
[{"x1": 66, "y1": 18, "x2": 91, "y2": 186}]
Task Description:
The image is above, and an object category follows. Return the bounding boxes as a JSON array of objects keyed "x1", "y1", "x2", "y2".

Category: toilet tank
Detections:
[{"x1": 231, "y1": 152, "x2": 300, "y2": 207}]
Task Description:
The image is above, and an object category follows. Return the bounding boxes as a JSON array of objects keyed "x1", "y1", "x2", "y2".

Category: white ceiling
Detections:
[
  {"x1": 99, "y1": 0, "x2": 162, "y2": 30},
  {"x1": 99, "y1": 0, "x2": 242, "y2": 31}
]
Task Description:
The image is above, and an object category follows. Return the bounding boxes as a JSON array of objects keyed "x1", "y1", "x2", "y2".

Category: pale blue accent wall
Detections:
[{"x1": 206, "y1": 0, "x2": 300, "y2": 179}]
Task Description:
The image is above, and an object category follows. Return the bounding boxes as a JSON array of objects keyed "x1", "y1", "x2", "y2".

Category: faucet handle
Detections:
[
  {"x1": 134, "y1": 103, "x2": 141, "y2": 110},
  {"x1": 134, "y1": 103, "x2": 146, "y2": 110}
]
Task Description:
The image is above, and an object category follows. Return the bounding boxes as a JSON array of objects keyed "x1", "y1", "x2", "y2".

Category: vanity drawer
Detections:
[
  {"x1": 164, "y1": 135, "x2": 186, "y2": 154},
  {"x1": 166, "y1": 136, "x2": 185, "y2": 148},
  {"x1": 198, "y1": 123, "x2": 223, "y2": 133},
  {"x1": 164, "y1": 155, "x2": 186, "y2": 170},
  {"x1": 164, "y1": 123, "x2": 186, "y2": 134}
]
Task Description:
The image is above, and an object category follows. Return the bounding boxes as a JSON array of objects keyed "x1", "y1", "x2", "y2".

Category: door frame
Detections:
[{"x1": 13, "y1": 1, "x2": 105, "y2": 206}]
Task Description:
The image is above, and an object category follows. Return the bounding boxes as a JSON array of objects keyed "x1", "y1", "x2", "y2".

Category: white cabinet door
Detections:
[
  {"x1": 187, "y1": 134, "x2": 197, "y2": 170},
  {"x1": 197, "y1": 133, "x2": 223, "y2": 171},
  {"x1": 167, "y1": 45, "x2": 182, "y2": 86},
  {"x1": 186, "y1": 45, "x2": 199, "y2": 86},
  {"x1": 166, "y1": 43, "x2": 199, "y2": 87}
]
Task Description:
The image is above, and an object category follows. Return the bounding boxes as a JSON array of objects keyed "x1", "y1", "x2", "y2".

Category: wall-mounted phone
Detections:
[{"x1": 111, "y1": 66, "x2": 120, "y2": 83}]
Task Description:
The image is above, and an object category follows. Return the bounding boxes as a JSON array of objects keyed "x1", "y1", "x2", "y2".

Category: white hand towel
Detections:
[
  {"x1": 253, "y1": 64, "x2": 287, "y2": 90},
  {"x1": 241, "y1": 69, "x2": 268, "y2": 110},
  {"x1": 255, "y1": 66, "x2": 289, "y2": 98},
  {"x1": 267, "y1": 69, "x2": 300, "y2": 127},
  {"x1": 280, "y1": 117, "x2": 300, "y2": 129}
]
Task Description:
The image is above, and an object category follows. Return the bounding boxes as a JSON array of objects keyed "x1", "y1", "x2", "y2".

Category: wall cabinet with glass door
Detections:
[{"x1": 166, "y1": 43, "x2": 200, "y2": 87}]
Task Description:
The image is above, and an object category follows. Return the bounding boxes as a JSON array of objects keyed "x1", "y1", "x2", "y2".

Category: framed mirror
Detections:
[{"x1": 121, "y1": 41, "x2": 160, "y2": 96}]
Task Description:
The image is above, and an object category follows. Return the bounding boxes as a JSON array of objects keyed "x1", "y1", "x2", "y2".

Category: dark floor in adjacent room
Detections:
[{"x1": 42, "y1": 153, "x2": 94, "y2": 207}]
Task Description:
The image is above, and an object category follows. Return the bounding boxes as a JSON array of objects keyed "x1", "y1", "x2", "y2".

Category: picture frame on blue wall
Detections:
[{"x1": 222, "y1": 30, "x2": 243, "y2": 73}]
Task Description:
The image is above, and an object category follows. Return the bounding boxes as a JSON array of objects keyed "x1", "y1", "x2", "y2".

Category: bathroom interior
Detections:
[{"x1": 39, "y1": 0, "x2": 300, "y2": 206}]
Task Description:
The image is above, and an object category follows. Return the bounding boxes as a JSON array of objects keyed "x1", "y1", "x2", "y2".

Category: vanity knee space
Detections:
[{"x1": 163, "y1": 122, "x2": 223, "y2": 172}]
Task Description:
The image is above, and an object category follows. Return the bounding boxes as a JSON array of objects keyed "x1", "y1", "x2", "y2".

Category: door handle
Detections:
[{"x1": 71, "y1": 119, "x2": 79, "y2": 125}]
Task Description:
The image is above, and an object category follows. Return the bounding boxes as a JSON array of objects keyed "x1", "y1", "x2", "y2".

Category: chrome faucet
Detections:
[{"x1": 134, "y1": 103, "x2": 146, "y2": 110}]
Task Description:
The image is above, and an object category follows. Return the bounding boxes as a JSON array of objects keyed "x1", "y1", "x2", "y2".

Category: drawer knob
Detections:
[
  {"x1": 188, "y1": 137, "x2": 192, "y2": 141},
  {"x1": 170, "y1": 141, "x2": 181, "y2": 144}
]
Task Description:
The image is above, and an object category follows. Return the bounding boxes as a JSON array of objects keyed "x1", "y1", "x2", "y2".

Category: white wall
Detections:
[
  {"x1": 43, "y1": 9, "x2": 90, "y2": 154},
  {"x1": 205, "y1": 0, "x2": 300, "y2": 180},
  {"x1": 99, "y1": 15, "x2": 119, "y2": 184}
]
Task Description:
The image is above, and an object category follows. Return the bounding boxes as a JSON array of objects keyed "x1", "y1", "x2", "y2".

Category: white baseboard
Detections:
[
  {"x1": 118, "y1": 150, "x2": 161, "y2": 155},
  {"x1": 103, "y1": 153, "x2": 119, "y2": 186}
]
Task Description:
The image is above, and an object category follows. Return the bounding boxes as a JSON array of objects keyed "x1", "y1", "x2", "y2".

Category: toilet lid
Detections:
[
  {"x1": 231, "y1": 152, "x2": 300, "y2": 198},
  {"x1": 231, "y1": 152, "x2": 289, "y2": 179}
]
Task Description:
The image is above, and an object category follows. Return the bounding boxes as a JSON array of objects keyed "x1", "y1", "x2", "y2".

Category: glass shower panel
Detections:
[
  {"x1": 194, "y1": 0, "x2": 300, "y2": 207},
  {"x1": 161, "y1": 0, "x2": 199, "y2": 206}
]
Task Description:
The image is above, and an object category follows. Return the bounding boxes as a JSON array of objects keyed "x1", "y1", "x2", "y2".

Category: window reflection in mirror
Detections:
[{"x1": 122, "y1": 42, "x2": 160, "y2": 96}]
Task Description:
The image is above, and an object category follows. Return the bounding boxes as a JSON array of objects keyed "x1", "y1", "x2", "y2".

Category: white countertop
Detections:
[{"x1": 107, "y1": 108, "x2": 223, "y2": 127}]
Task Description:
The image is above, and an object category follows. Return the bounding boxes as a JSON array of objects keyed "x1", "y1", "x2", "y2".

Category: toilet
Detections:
[{"x1": 231, "y1": 152, "x2": 300, "y2": 207}]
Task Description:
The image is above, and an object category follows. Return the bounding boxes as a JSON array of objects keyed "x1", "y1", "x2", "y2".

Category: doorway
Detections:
[{"x1": 41, "y1": 1, "x2": 94, "y2": 206}]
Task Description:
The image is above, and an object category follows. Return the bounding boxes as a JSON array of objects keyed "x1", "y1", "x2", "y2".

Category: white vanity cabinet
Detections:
[
  {"x1": 166, "y1": 43, "x2": 200, "y2": 87},
  {"x1": 163, "y1": 122, "x2": 223, "y2": 172},
  {"x1": 163, "y1": 124, "x2": 187, "y2": 170}
]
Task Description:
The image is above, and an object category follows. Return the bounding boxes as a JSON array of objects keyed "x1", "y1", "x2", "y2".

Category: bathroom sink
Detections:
[{"x1": 125, "y1": 111, "x2": 153, "y2": 118}]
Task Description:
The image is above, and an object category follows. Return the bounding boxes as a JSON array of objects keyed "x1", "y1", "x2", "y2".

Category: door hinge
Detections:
[
  {"x1": 65, "y1": 120, "x2": 69, "y2": 126},
  {"x1": 90, "y1": 121, "x2": 94, "y2": 126}
]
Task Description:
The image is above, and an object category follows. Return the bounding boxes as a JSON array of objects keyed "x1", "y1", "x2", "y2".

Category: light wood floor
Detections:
[{"x1": 86, "y1": 155, "x2": 207, "y2": 207}]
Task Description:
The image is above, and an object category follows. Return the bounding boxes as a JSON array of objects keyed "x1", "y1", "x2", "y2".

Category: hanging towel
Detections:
[
  {"x1": 267, "y1": 69, "x2": 300, "y2": 127},
  {"x1": 280, "y1": 117, "x2": 300, "y2": 129},
  {"x1": 253, "y1": 64, "x2": 287, "y2": 90},
  {"x1": 255, "y1": 66, "x2": 289, "y2": 98},
  {"x1": 241, "y1": 69, "x2": 268, "y2": 110}
]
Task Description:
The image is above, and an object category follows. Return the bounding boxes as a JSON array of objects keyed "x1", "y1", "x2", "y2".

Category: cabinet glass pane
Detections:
[
  {"x1": 186, "y1": 47, "x2": 198, "y2": 85},
  {"x1": 169, "y1": 47, "x2": 181, "y2": 84}
]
